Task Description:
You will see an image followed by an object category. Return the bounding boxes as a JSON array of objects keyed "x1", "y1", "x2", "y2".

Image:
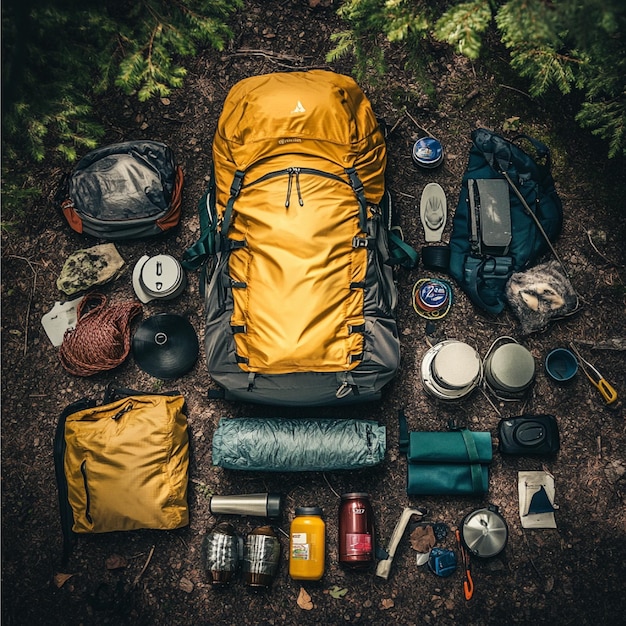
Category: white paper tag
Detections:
[{"x1": 41, "y1": 297, "x2": 83, "y2": 347}]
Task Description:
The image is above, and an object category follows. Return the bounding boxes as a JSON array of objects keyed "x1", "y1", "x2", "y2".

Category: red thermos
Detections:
[{"x1": 338, "y1": 493, "x2": 375, "y2": 569}]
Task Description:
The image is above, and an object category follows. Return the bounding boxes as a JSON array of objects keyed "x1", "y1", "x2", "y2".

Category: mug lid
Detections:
[
  {"x1": 489, "y1": 343, "x2": 535, "y2": 391},
  {"x1": 432, "y1": 341, "x2": 481, "y2": 389},
  {"x1": 139, "y1": 254, "x2": 183, "y2": 298}
]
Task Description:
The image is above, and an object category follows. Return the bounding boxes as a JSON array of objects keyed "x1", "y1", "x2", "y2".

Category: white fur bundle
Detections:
[{"x1": 505, "y1": 260, "x2": 579, "y2": 334}]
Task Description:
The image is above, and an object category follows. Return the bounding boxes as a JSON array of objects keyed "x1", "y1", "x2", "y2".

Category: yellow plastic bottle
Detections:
[{"x1": 289, "y1": 506, "x2": 325, "y2": 581}]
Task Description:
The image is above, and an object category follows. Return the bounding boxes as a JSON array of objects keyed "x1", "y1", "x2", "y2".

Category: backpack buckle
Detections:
[{"x1": 353, "y1": 236, "x2": 370, "y2": 248}]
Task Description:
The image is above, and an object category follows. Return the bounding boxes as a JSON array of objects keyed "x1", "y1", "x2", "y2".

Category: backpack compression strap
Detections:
[
  {"x1": 387, "y1": 230, "x2": 419, "y2": 269},
  {"x1": 182, "y1": 175, "x2": 218, "y2": 271},
  {"x1": 346, "y1": 167, "x2": 369, "y2": 232}
]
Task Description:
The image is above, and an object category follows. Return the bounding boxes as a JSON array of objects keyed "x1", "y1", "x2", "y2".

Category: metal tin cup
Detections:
[
  {"x1": 203, "y1": 522, "x2": 241, "y2": 586},
  {"x1": 412, "y1": 137, "x2": 444, "y2": 169},
  {"x1": 484, "y1": 337, "x2": 535, "y2": 399},
  {"x1": 460, "y1": 505, "x2": 508, "y2": 558},
  {"x1": 421, "y1": 340, "x2": 482, "y2": 401}
]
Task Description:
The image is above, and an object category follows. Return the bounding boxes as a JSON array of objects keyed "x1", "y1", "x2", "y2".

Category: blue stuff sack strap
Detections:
[{"x1": 388, "y1": 230, "x2": 419, "y2": 269}]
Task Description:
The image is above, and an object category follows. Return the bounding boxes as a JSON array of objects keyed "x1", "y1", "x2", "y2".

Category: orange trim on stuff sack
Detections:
[
  {"x1": 61, "y1": 199, "x2": 84, "y2": 234},
  {"x1": 157, "y1": 166, "x2": 184, "y2": 231}
]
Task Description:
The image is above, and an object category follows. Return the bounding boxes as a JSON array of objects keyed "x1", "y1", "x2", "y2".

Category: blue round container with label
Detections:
[{"x1": 412, "y1": 137, "x2": 444, "y2": 169}]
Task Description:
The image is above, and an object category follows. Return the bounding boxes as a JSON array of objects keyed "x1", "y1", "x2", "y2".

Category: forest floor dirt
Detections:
[{"x1": 2, "y1": 1, "x2": 626, "y2": 625}]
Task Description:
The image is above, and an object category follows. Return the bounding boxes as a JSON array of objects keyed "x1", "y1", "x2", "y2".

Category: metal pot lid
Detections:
[
  {"x1": 139, "y1": 254, "x2": 184, "y2": 298},
  {"x1": 421, "y1": 341, "x2": 482, "y2": 400},
  {"x1": 461, "y1": 507, "x2": 508, "y2": 558},
  {"x1": 488, "y1": 343, "x2": 535, "y2": 391},
  {"x1": 432, "y1": 341, "x2": 481, "y2": 389}
]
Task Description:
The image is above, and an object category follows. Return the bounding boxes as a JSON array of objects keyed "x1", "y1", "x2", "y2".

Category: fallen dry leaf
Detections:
[
  {"x1": 381, "y1": 598, "x2": 395, "y2": 610},
  {"x1": 297, "y1": 587, "x2": 314, "y2": 610},
  {"x1": 329, "y1": 585, "x2": 348, "y2": 599},
  {"x1": 53, "y1": 572, "x2": 74, "y2": 588},
  {"x1": 410, "y1": 525, "x2": 436, "y2": 553},
  {"x1": 105, "y1": 554, "x2": 128, "y2": 570}
]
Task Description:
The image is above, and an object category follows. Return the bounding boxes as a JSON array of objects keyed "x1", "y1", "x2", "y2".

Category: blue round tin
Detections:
[
  {"x1": 412, "y1": 137, "x2": 444, "y2": 169},
  {"x1": 418, "y1": 280, "x2": 449, "y2": 311},
  {"x1": 412, "y1": 278, "x2": 453, "y2": 320}
]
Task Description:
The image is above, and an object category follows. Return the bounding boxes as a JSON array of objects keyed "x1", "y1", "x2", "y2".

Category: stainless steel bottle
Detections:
[{"x1": 209, "y1": 493, "x2": 282, "y2": 518}]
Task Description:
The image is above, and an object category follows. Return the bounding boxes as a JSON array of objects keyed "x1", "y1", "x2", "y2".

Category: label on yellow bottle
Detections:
[{"x1": 291, "y1": 533, "x2": 310, "y2": 559}]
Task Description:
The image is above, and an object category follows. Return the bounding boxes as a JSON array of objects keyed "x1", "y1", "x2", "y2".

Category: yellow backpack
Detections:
[
  {"x1": 183, "y1": 70, "x2": 417, "y2": 406},
  {"x1": 54, "y1": 389, "x2": 189, "y2": 562}
]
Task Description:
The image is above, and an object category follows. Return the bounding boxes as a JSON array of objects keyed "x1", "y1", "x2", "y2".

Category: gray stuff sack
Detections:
[{"x1": 212, "y1": 417, "x2": 386, "y2": 471}]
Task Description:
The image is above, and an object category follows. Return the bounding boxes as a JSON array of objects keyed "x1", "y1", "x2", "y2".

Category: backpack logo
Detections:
[{"x1": 291, "y1": 100, "x2": 306, "y2": 114}]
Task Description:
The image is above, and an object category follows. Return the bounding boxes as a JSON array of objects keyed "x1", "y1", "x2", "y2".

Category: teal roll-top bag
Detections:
[
  {"x1": 399, "y1": 412, "x2": 492, "y2": 495},
  {"x1": 407, "y1": 430, "x2": 493, "y2": 463}
]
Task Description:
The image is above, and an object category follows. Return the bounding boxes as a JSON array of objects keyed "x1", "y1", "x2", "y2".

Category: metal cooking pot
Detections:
[
  {"x1": 483, "y1": 336, "x2": 535, "y2": 399},
  {"x1": 460, "y1": 505, "x2": 508, "y2": 558},
  {"x1": 421, "y1": 340, "x2": 482, "y2": 401}
]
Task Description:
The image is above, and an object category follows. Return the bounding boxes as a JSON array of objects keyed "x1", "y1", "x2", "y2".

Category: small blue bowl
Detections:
[{"x1": 545, "y1": 348, "x2": 578, "y2": 383}]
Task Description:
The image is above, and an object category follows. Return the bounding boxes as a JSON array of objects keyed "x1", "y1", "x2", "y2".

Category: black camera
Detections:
[{"x1": 498, "y1": 414, "x2": 560, "y2": 455}]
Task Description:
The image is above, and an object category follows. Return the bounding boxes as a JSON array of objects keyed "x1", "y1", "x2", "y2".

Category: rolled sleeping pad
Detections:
[{"x1": 212, "y1": 417, "x2": 386, "y2": 471}]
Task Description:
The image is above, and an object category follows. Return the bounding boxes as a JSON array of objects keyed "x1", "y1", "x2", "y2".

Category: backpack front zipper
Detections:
[
  {"x1": 245, "y1": 167, "x2": 348, "y2": 209},
  {"x1": 80, "y1": 460, "x2": 93, "y2": 524}
]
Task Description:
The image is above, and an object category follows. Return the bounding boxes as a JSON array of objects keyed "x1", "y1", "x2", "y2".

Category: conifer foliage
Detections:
[
  {"x1": 329, "y1": 0, "x2": 626, "y2": 158},
  {"x1": 2, "y1": 0, "x2": 242, "y2": 164}
]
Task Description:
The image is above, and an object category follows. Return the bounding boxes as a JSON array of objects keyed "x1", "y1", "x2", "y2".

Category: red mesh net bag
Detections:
[{"x1": 59, "y1": 293, "x2": 142, "y2": 376}]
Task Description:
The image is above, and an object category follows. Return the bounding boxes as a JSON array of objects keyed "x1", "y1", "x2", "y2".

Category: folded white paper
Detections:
[{"x1": 518, "y1": 470, "x2": 557, "y2": 529}]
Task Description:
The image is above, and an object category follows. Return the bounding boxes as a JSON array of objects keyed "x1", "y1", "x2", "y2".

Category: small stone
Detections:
[{"x1": 56, "y1": 244, "x2": 125, "y2": 295}]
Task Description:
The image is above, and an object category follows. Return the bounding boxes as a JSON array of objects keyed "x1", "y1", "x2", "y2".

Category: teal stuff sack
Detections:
[
  {"x1": 449, "y1": 129, "x2": 563, "y2": 315},
  {"x1": 398, "y1": 411, "x2": 492, "y2": 495},
  {"x1": 405, "y1": 430, "x2": 492, "y2": 496}
]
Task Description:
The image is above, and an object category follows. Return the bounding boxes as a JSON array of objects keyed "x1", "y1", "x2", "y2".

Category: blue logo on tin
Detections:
[{"x1": 419, "y1": 281, "x2": 448, "y2": 307}]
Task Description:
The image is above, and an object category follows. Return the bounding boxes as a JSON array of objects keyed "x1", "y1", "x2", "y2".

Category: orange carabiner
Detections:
[
  {"x1": 456, "y1": 529, "x2": 474, "y2": 601},
  {"x1": 463, "y1": 569, "x2": 474, "y2": 600}
]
